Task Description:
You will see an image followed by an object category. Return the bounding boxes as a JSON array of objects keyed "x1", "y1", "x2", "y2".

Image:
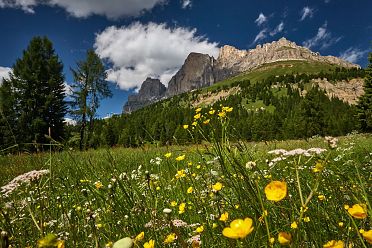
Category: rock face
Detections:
[
  {"x1": 167, "y1": 53, "x2": 216, "y2": 96},
  {"x1": 123, "y1": 77, "x2": 166, "y2": 113}
]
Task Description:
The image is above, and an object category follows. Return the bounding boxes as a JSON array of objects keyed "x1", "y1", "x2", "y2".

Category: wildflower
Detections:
[
  {"x1": 194, "y1": 113, "x2": 201, "y2": 120},
  {"x1": 144, "y1": 239, "x2": 155, "y2": 248},
  {"x1": 219, "y1": 212, "x2": 229, "y2": 222},
  {"x1": 264, "y1": 181, "x2": 287, "y2": 202},
  {"x1": 344, "y1": 205, "x2": 349, "y2": 210},
  {"x1": 347, "y1": 204, "x2": 367, "y2": 219},
  {"x1": 218, "y1": 112, "x2": 226, "y2": 118},
  {"x1": 170, "y1": 201, "x2": 177, "y2": 207},
  {"x1": 203, "y1": 119, "x2": 210, "y2": 125},
  {"x1": 303, "y1": 217, "x2": 310, "y2": 222},
  {"x1": 269, "y1": 237, "x2": 275, "y2": 245},
  {"x1": 338, "y1": 222, "x2": 344, "y2": 227},
  {"x1": 226, "y1": 107, "x2": 233, "y2": 112},
  {"x1": 195, "y1": 225, "x2": 204, "y2": 233},
  {"x1": 278, "y1": 232, "x2": 292, "y2": 245},
  {"x1": 361, "y1": 230, "x2": 372, "y2": 244},
  {"x1": 212, "y1": 182, "x2": 223, "y2": 192},
  {"x1": 175, "y1": 170, "x2": 186, "y2": 179},
  {"x1": 187, "y1": 187, "x2": 193, "y2": 194},
  {"x1": 135, "y1": 232, "x2": 144, "y2": 242},
  {"x1": 313, "y1": 161, "x2": 324, "y2": 173},
  {"x1": 192, "y1": 121, "x2": 197, "y2": 126},
  {"x1": 222, "y1": 218, "x2": 254, "y2": 239},
  {"x1": 183, "y1": 125, "x2": 189, "y2": 129},
  {"x1": 96, "y1": 223, "x2": 103, "y2": 229},
  {"x1": 176, "y1": 155, "x2": 185, "y2": 161},
  {"x1": 179, "y1": 203, "x2": 186, "y2": 214},
  {"x1": 245, "y1": 161, "x2": 256, "y2": 169},
  {"x1": 195, "y1": 107, "x2": 202, "y2": 113},
  {"x1": 164, "y1": 233, "x2": 177, "y2": 244},
  {"x1": 172, "y1": 219, "x2": 187, "y2": 227},
  {"x1": 105, "y1": 241, "x2": 113, "y2": 248},
  {"x1": 323, "y1": 240, "x2": 344, "y2": 248},
  {"x1": 290, "y1": 221, "x2": 298, "y2": 229},
  {"x1": 212, "y1": 223, "x2": 218, "y2": 228},
  {"x1": 164, "y1": 152, "x2": 172, "y2": 158},
  {"x1": 209, "y1": 109, "x2": 215, "y2": 115},
  {"x1": 318, "y1": 195, "x2": 326, "y2": 201}
]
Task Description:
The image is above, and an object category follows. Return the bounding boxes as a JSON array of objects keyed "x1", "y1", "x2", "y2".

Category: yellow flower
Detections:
[
  {"x1": 176, "y1": 155, "x2": 185, "y2": 161},
  {"x1": 183, "y1": 125, "x2": 189, "y2": 129},
  {"x1": 323, "y1": 240, "x2": 344, "y2": 248},
  {"x1": 269, "y1": 237, "x2": 275, "y2": 244},
  {"x1": 219, "y1": 212, "x2": 229, "y2": 222},
  {"x1": 338, "y1": 222, "x2": 344, "y2": 227},
  {"x1": 195, "y1": 107, "x2": 202, "y2": 113},
  {"x1": 347, "y1": 204, "x2": 367, "y2": 219},
  {"x1": 318, "y1": 195, "x2": 326, "y2": 201},
  {"x1": 226, "y1": 107, "x2": 233, "y2": 112},
  {"x1": 212, "y1": 223, "x2": 218, "y2": 228},
  {"x1": 209, "y1": 109, "x2": 215, "y2": 115},
  {"x1": 203, "y1": 119, "x2": 210, "y2": 125},
  {"x1": 194, "y1": 113, "x2": 201, "y2": 120},
  {"x1": 218, "y1": 111, "x2": 226, "y2": 118},
  {"x1": 187, "y1": 186, "x2": 193, "y2": 194},
  {"x1": 212, "y1": 182, "x2": 223, "y2": 192},
  {"x1": 95, "y1": 181, "x2": 103, "y2": 189},
  {"x1": 144, "y1": 239, "x2": 155, "y2": 248},
  {"x1": 264, "y1": 181, "x2": 287, "y2": 202},
  {"x1": 195, "y1": 225, "x2": 204, "y2": 233},
  {"x1": 222, "y1": 218, "x2": 254, "y2": 239},
  {"x1": 362, "y1": 230, "x2": 372, "y2": 244},
  {"x1": 290, "y1": 221, "x2": 298, "y2": 229},
  {"x1": 175, "y1": 169, "x2": 186, "y2": 179},
  {"x1": 192, "y1": 121, "x2": 197, "y2": 126},
  {"x1": 303, "y1": 217, "x2": 310, "y2": 222},
  {"x1": 135, "y1": 232, "x2": 144, "y2": 242},
  {"x1": 313, "y1": 161, "x2": 324, "y2": 173},
  {"x1": 164, "y1": 152, "x2": 172, "y2": 158},
  {"x1": 163, "y1": 233, "x2": 177, "y2": 244},
  {"x1": 170, "y1": 201, "x2": 177, "y2": 207},
  {"x1": 179, "y1": 203, "x2": 186, "y2": 214},
  {"x1": 278, "y1": 232, "x2": 292, "y2": 245}
]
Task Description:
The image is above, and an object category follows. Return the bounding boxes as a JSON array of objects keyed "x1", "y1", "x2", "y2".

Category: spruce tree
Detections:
[
  {"x1": 0, "y1": 37, "x2": 66, "y2": 148},
  {"x1": 357, "y1": 52, "x2": 372, "y2": 131}
]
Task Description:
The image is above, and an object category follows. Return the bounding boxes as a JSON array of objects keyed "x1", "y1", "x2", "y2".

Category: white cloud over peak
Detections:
[
  {"x1": 0, "y1": 0, "x2": 165, "y2": 18},
  {"x1": 270, "y1": 22, "x2": 284, "y2": 36},
  {"x1": 303, "y1": 22, "x2": 341, "y2": 50},
  {"x1": 340, "y1": 48, "x2": 369, "y2": 63},
  {"x1": 181, "y1": 0, "x2": 192, "y2": 9},
  {"x1": 300, "y1": 6, "x2": 314, "y2": 21},
  {"x1": 0, "y1": 67, "x2": 12, "y2": 85},
  {"x1": 253, "y1": 29, "x2": 268, "y2": 44},
  {"x1": 255, "y1": 13, "x2": 267, "y2": 26},
  {"x1": 94, "y1": 22, "x2": 219, "y2": 91}
]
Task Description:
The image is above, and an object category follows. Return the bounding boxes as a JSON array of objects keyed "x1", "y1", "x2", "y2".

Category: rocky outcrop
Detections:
[
  {"x1": 166, "y1": 53, "x2": 216, "y2": 96},
  {"x1": 123, "y1": 77, "x2": 166, "y2": 113}
]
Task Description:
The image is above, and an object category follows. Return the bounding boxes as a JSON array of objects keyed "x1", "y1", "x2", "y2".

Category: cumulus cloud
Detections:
[
  {"x1": 255, "y1": 13, "x2": 267, "y2": 26},
  {"x1": 181, "y1": 0, "x2": 192, "y2": 9},
  {"x1": 0, "y1": 67, "x2": 12, "y2": 85},
  {"x1": 270, "y1": 22, "x2": 284, "y2": 36},
  {"x1": 94, "y1": 22, "x2": 219, "y2": 90},
  {"x1": 0, "y1": 0, "x2": 165, "y2": 18},
  {"x1": 300, "y1": 6, "x2": 314, "y2": 21},
  {"x1": 340, "y1": 48, "x2": 369, "y2": 63},
  {"x1": 253, "y1": 29, "x2": 268, "y2": 44},
  {"x1": 303, "y1": 22, "x2": 341, "y2": 50}
]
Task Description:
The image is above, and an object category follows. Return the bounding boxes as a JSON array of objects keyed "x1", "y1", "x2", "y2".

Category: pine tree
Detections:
[
  {"x1": 70, "y1": 49, "x2": 112, "y2": 150},
  {"x1": 0, "y1": 37, "x2": 66, "y2": 148},
  {"x1": 357, "y1": 52, "x2": 372, "y2": 132}
]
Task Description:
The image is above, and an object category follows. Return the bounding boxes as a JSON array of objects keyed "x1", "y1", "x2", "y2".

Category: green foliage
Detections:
[
  {"x1": 357, "y1": 52, "x2": 372, "y2": 131},
  {"x1": 0, "y1": 36, "x2": 66, "y2": 149},
  {"x1": 70, "y1": 49, "x2": 112, "y2": 150}
]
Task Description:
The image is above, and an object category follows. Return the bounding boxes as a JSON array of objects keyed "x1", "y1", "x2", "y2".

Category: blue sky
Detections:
[{"x1": 0, "y1": 0, "x2": 371, "y2": 118}]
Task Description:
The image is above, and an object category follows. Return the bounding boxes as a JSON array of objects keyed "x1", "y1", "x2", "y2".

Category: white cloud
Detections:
[
  {"x1": 340, "y1": 48, "x2": 368, "y2": 64},
  {"x1": 181, "y1": 0, "x2": 191, "y2": 9},
  {"x1": 303, "y1": 22, "x2": 341, "y2": 50},
  {"x1": 300, "y1": 6, "x2": 314, "y2": 21},
  {"x1": 63, "y1": 82, "x2": 73, "y2": 96},
  {"x1": 253, "y1": 29, "x2": 268, "y2": 44},
  {"x1": 0, "y1": 67, "x2": 12, "y2": 85},
  {"x1": 270, "y1": 22, "x2": 284, "y2": 36},
  {"x1": 255, "y1": 13, "x2": 267, "y2": 26},
  {"x1": 94, "y1": 22, "x2": 219, "y2": 90},
  {"x1": 0, "y1": 0, "x2": 165, "y2": 18}
]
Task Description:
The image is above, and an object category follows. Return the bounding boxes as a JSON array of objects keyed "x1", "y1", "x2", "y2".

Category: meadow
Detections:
[{"x1": 0, "y1": 107, "x2": 371, "y2": 248}]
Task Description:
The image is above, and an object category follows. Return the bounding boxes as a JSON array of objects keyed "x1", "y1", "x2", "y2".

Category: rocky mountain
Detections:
[
  {"x1": 123, "y1": 77, "x2": 166, "y2": 113},
  {"x1": 124, "y1": 37, "x2": 361, "y2": 112}
]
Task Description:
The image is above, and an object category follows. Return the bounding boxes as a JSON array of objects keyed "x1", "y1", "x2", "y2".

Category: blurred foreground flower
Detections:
[
  {"x1": 112, "y1": 237, "x2": 133, "y2": 248},
  {"x1": 222, "y1": 218, "x2": 254, "y2": 239},
  {"x1": 264, "y1": 181, "x2": 287, "y2": 202},
  {"x1": 347, "y1": 204, "x2": 367, "y2": 219},
  {"x1": 361, "y1": 230, "x2": 372, "y2": 244},
  {"x1": 323, "y1": 240, "x2": 344, "y2": 248},
  {"x1": 278, "y1": 232, "x2": 292, "y2": 245}
]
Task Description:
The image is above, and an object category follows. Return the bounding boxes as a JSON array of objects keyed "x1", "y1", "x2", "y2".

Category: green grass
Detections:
[
  {"x1": 206, "y1": 60, "x2": 338, "y2": 92},
  {"x1": 1, "y1": 112, "x2": 371, "y2": 247}
]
